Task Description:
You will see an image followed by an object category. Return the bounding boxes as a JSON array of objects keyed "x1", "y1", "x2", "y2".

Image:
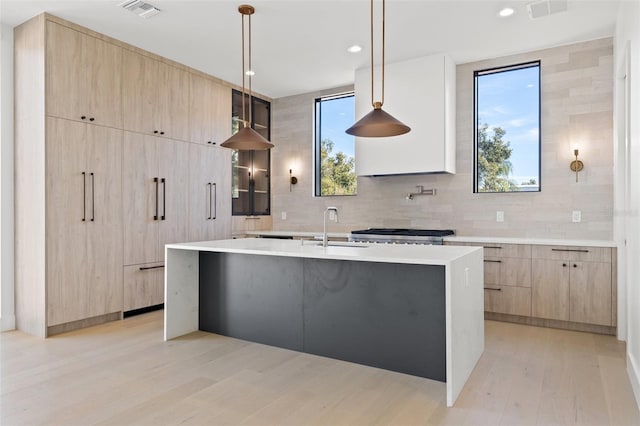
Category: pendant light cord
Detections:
[
  {"x1": 241, "y1": 13, "x2": 247, "y2": 128},
  {"x1": 370, "y1": 0, "x2": 373, "y2": 108},
  {"x1": 370, "y1": 0, "x2": 386, "y2": 109},
  {"x1": 248, "y1": 12, "x2": 253, "y2": 127},
  {"x1": 382, "y1": 0, "x2": 385, "y2": 107}
]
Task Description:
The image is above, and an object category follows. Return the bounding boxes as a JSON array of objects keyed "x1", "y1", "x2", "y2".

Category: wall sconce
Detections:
[
  {"x1": 569, "y1": 149, "x2": 584, "y2": 182},
  {"x1": 289, "y1": 169, "x2": 298, "y2": 191}
]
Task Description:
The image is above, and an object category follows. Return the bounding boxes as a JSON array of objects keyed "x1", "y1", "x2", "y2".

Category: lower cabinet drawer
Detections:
[
  {"x1": 123, "y1": 263, "x2": 165, "y2": 312},
  {"x1": 484, "y1": 286, "x2": 531, "y2": 317}
]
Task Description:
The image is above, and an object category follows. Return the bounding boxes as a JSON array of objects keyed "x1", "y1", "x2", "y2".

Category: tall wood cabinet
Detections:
[
  {"x1": 15, "y1": 16, "x2": 125, "y2": 337},
  {"x1": 46, "y1": 21, "x2": 122, "y2": 128},
  {"x1": 190, "y1": 74, "x2": 231, "y2": 146},
  {"x1": 46, "y1": 118, "x2": 123, "y2": 326},
  {"x1": 14, "y1": 14, "x2": 235, "y2": 336},
  {"x1": 123, "y1": 132, "x2": 189, "y2": 266},
  {"x1": 122, "y1": 50, "x2": 190, "y2": 142},
  {"x1": 122, "y1": 132, "x2": 190, "y2": 312},
  {"x1": 188, "y1": 144, "x2": 232, "y2": 242}
]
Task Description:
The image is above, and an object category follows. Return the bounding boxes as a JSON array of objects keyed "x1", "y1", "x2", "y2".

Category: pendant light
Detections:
[
  {"x1": 221, "y1": 5, "x2": 274, "y2": 150},
  {"x1": 345, "y1": 0, "x2": 410, "y2": 137}
]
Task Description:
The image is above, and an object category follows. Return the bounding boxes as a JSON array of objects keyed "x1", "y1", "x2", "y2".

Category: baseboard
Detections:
[
  {"x1": 47, "y1": 312, "x2": 121, "y2": 337},
  {"x1": 0, "y1": 314, "x2": 16, "y2": 331},
  {"x1": 485, "y1": 312, "x2": 617, "y2": 335},
  {"x1": 628, "y1": 352, "x2": 640, "y2": 412}
]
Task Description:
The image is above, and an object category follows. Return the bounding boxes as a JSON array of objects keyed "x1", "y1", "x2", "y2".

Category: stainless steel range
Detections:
[{"x1": 349, "y1": 228, "x2": 455, "y2": 245}]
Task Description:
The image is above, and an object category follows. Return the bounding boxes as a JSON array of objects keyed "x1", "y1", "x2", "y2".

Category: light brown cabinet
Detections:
[
  {"x1": 483, "y1": 246, "x2": 531, "y2": 317},
  {"x1": 46, "y1": 21, "x2": 122, "y2": 128},
  {"x1": 452, "y1": 242, "x2": 532, "y2": 316},
  {"x1": 188, "y1": 144, "x2": 232, "y2": 242},
  {"x1": 446, "y1": 240, "x2": 615, "y2": 331},
  {"x1": 531, "y1": 259, "x2": 570, "y2": 321},
  {"x1": 15, "y1": 13, "x2": 235, "y2": 335},
  {"x1": 46, "y1": 117, "x2": 123, "y2": 327},
  {"x1": 484, "y1": 286, "x2": 532, "y2": 317},
  {"x1": 123, "y1": 263, "x2": 164, "y2": 312},
  {"x1": 190, "y1": 74, "x2": 232, "y2": 146},
  {"x1": 123, "y1": 132, "x2": 189, "y2": 266},
  {"x1": 532, "y1": 246, "x2": 612, "y2": 326},
  {"x1": 122, "y1": 50, "x2": 190, "y2": 141}
]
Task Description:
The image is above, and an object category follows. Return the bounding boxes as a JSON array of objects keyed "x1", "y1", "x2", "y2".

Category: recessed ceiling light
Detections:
[
  {"x1": 245, "y1": 70, "x2": 255, "y2": 76},
  {"x1": 347, "y1": 45, "x2": 362, "y2": 53},
  {"x1": 498, "y1": 7, "x2": 515, "y2": 17}
]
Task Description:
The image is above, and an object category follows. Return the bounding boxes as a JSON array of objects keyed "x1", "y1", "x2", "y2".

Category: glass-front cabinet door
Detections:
[{"x1": 231, "y1": 90, "x2": 270, "y2": 216}]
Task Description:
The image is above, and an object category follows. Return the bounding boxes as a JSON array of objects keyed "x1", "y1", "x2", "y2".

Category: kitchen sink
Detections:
[{"x1": 304, "y1": 241, "x2": 369, "y2": 249}]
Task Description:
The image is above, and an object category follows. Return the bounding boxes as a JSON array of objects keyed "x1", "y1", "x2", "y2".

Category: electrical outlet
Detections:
[
  {"x1": 572, "y1": 210, "x2": 581, "y2": 223},
  {"x1": 329, "y1": 210, "x2": 336, "y2": 221},
  {"x1": 281, "y1": 211, "x2": 287, "y2": 220},
  {"x1": 496, "y1": 211, "x2": 504, "y2": 222}
]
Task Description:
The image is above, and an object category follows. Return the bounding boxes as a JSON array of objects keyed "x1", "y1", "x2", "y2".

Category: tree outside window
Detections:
[
  {"x1": 474, "y1": 62, "x2": 541, "y2": 193},
  {"x1": 314, "y1": 93, "x2": 357, "y2": 196}
]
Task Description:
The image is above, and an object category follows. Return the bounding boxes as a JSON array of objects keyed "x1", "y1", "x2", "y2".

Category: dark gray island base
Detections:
[
  {"x1": 164, "y1": 238, "x2": 484, "y2": 406},
  {"x1": 198, "y1": 252, "x2": 446, "y2": 382}
]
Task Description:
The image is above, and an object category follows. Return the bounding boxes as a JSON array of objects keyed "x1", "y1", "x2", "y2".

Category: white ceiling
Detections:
[{"x1": 0, "y1": 0, "x2": 620, "y2": 99}]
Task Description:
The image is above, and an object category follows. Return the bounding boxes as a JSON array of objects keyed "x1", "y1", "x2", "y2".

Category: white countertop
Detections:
[
  {"x1": 242, "y1": 230, "x2": 616, "y2": 248},
  {"x1": 444, "y1": 236, "x2": 617, "y2": 248},
  {"x1": 166, "y1": 238, "x2": 481, "y2": 266}
]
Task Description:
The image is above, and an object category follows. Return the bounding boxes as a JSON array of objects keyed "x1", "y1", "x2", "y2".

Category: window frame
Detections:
[
  {"x1": 313, "y1": 91, "x2": 357, "y2": 197},
  {"x1": 473, "y1": 60, "x2": 542, "y2": 194}
]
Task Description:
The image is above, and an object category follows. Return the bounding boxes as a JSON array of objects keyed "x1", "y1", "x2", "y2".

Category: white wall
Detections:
[
  {"x1": 0, "y1": 24, "x2": 15, "y2": 331},
  {"x1": 271, "y1": 39, "x2": 614, "y2": 241},
  {"x1": 615, "y1": 0, "x2": 640, "y2": 411}
]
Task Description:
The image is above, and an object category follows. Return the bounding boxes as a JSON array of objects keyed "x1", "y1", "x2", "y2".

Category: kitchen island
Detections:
[{"x1": 164, "y1": 238, "x2": 484, "y2": 406}]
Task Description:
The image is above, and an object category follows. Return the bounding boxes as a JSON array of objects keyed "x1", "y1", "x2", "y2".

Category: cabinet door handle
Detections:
[
  {"x1": 484, "y1": 259, "x2": 502, "y2": 263},
  {"x1": 139, "y1": 265, "x2": 165, "y2": 271},
  {"x1": 207, "y1": 183, "x2": 212, "y2": 219},
  {"x1": 551, "y1": 248, "x2": 589, "y2": 253},
  {"x1": 562, "y1": 263, "x2": 567, "y2": 267},
  {"x1": 573, "y1": 264, "x2": 578, "y2": 268},
  {"x1": 81, "y1": 115, "x2": 86, "y2": 120},
  {"x1": 89, "y1": 117, "x2": 95, "y2": 122},
  {"x1": 82, "y1": 172, "x2": 86, "y2": 221},
  {"x1": 484, "y1": 246, "x2": 502, "y2": 249},
  {"x1": 90, "y1": 172, "x2": 95, "y2": 221},
  {"x1": 154, "y1": 177, "x2": 159, "y2": 220},
  {"x1": 212, "y1": 182, "x2": 217, "y2": 220},
  {"x1": 484, "y1": 287, "x2": 502, "y2": 291},
  {"x1": 161, "y1": 178, "x2": 166, "y2": 220}
]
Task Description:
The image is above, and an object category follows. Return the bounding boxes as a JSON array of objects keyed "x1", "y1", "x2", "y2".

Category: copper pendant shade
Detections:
[
  {"x1": 221, "y1": 5, "x2": 273, "y2": 150},
  {"x1": 346, "y1": 0, "x2": 410, "y2": 138},
  {"x1": 346, "y1": 102, "x2": 410, "y2": 137}
]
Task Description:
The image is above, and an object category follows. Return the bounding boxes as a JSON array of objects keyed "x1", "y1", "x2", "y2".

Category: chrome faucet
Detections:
[{"x1": 323, "y1": 207, "x2": 339, "y2": 247}]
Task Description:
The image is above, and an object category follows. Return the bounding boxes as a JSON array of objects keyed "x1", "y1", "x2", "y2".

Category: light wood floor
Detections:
[{"x1": 1, "y1": 311, "x2": 639, "y2": 426}]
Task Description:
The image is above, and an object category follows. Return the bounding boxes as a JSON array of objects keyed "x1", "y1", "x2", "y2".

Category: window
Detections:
[
  {"x1": 314, "y1": 93, "x2": 357, "y2": 196},
  {"x1": 474, "y1": 61, "x2": 541, "y2": 193}
]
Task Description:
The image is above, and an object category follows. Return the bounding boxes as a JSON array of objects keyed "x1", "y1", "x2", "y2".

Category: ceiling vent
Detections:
[
  {"x1": 119, "y1": 0, "x2": 161, "y2": 19},
  {"x1": 526, "y1": 0, "x2": 568, "y2": 19}
]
